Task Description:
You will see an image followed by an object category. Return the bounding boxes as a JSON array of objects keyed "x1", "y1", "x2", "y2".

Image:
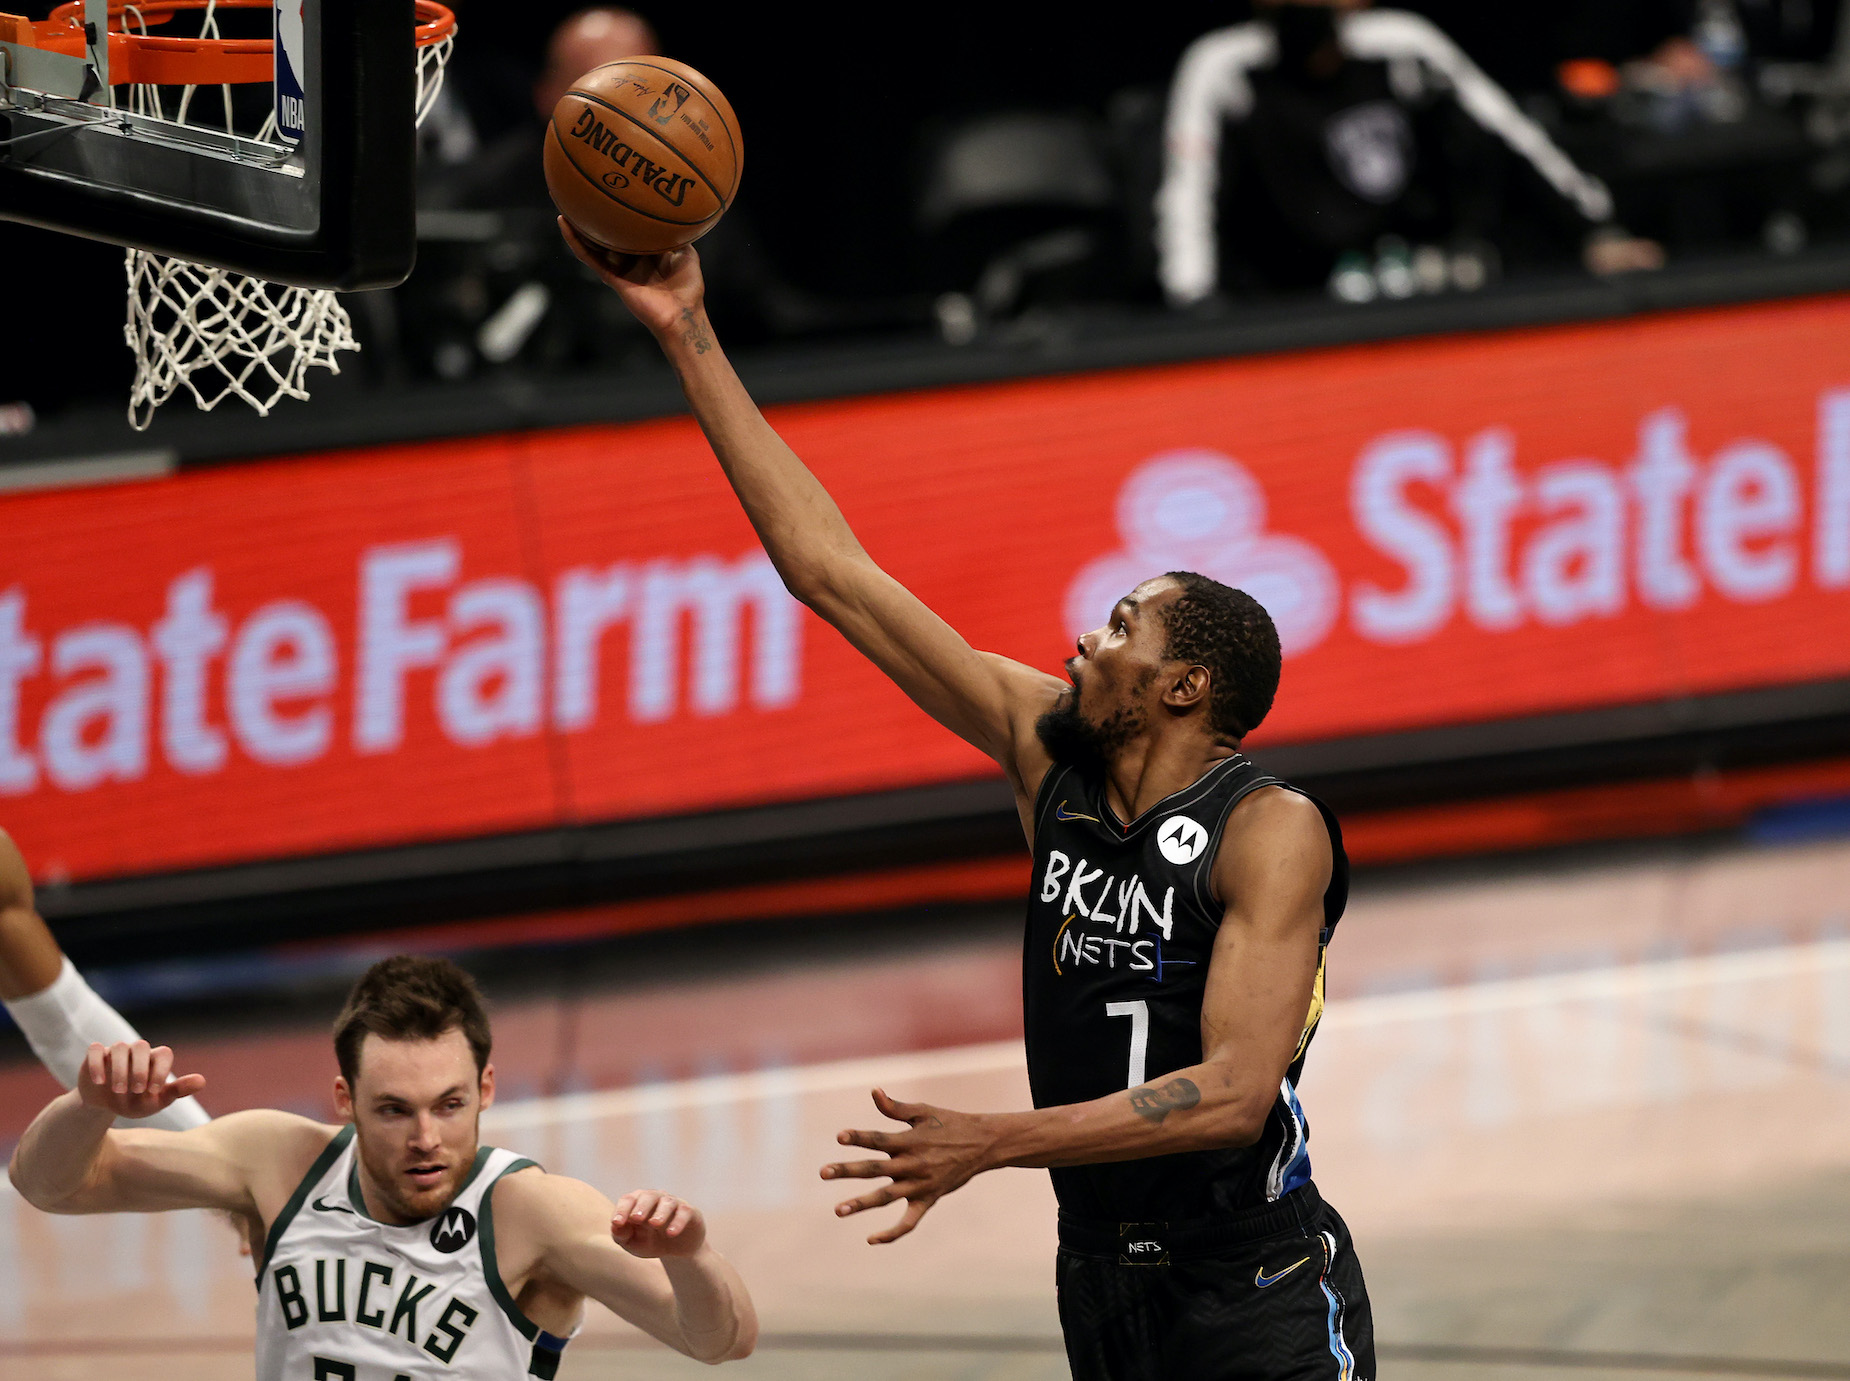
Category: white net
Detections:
[
  {"x1": 123, "y1": 7, "x2": 455, "y2": 430},
  {"x1": 125, "y1": 257, "x2": 361, "y2": 429}
]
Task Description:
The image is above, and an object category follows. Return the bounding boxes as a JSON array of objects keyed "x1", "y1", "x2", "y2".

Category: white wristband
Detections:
[{"x1": 5, "y1": 957, "x2": 210, "y2": 1130}]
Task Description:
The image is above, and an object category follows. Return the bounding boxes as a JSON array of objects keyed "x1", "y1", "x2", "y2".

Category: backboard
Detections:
[{"x1": 0, "y1": 0, "x2": 423, "y2": 290}]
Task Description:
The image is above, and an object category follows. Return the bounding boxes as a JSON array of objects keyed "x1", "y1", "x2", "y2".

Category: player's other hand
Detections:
[
  {"x1": 611, "y1": 1190, "x2": 708, "y2": 1259},
  {"x1": 821, "y1": 1088, "x2": 994, "y2": 1245},
  {"x1": 557, "y1": 218, "x2": 706, "y2": 338},
  {"x1": 77, "y1": 1040, "x2": 206, "y2": 1121}
]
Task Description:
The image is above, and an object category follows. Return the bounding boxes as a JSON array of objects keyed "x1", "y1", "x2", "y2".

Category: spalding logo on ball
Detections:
[{"x1": 544, "y1": 56, "x2": 742, "y2": 255}]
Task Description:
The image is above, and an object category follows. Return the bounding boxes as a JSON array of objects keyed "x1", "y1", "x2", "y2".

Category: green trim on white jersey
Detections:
[
  {"x1": 256, "y1": 1124, "x2": 353, "y2": 1280},
  {"x1": 478, "y1": 1157, "x2": 543, "y2": 1340}
]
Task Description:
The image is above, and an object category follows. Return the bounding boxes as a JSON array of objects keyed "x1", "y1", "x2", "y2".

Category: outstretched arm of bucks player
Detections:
[
  {"x1": 0, "y1": 830, "x2": 209, "y2": 1131},
  {"x1": 9, "y1": 1038, "x2": 328, "y2": 1240},
  {"x1": 489, "y1": 1170, "x2": 757, "y2": 1364},
  {"x1": 561, "y1": 221, "x2": 1066, "y2": 811}
]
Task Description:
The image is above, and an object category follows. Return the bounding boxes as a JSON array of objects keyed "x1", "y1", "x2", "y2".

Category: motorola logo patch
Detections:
[
  {"x1": 429, "y1": 1206, "x2": 477, "y2": 1253},
  {"x1": 1157, "y1": 816, "x2": 1208, "y2": 865}
]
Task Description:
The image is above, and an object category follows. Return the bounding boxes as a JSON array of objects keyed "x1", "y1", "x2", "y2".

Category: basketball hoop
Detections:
[{"x1": 29, "y1": 0, "x2": 461, "y2": 428}]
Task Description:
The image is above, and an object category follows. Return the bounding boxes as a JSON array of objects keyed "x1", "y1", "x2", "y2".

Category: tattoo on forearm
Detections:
[
  {"x1": 1128, "y1": 1077, "x2": 1201, "y2": 1124},
  {"x1": 680, "y1": 307, "x2": 712, "y2": 354}
]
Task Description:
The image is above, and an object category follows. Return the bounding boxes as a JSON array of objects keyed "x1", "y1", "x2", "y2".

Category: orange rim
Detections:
[
  {"x1": 26, "y1": 0, "x2": 453, "y2": 86},
  {"x1": 413, "y1": 0, "x2": 457, "y2": 47}
]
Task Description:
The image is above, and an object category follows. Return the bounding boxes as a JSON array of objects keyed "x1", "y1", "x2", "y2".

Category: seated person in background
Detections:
[
  {"x1": 422, "y1": 6, "x2": 799, "y2": 353},
  {"x1": 432, "y1": 7, "x2": 659, "y2": 213},
  {"x1": 1157, "y1": 0, "x2": 1664, "y2": 304}
]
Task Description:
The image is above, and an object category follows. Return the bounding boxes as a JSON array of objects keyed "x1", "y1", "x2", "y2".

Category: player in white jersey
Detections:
[{"x1": 9, "y1": 954, "x2": 758, "y2": 1377}]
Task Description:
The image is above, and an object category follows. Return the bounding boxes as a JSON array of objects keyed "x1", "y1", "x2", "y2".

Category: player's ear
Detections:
[
  {"x1": 1164, "y1": 664, "x2": 1211, "y2": 712},
  {"x1": 478, "y1": 1063, "x2": 496, "y2": 1112},
  {"x1": 333, "y1": 1075, "x2": 354, "y2": 1123}
]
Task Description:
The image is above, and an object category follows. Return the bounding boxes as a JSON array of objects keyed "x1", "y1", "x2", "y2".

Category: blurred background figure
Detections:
[
  {"x1": 396, "y1": 6, "x2": 817, "y2": 383},
  {"x1": 1156, "y1": 0, "x2": 1664, "y2": 309},
  {"x1": 1539, "y1": 0, "x2": 1841, "y2": 257},
  {"x1": 14, "y1": 1, "x2": 1850, "y2": 411},
  {"x1": 426, "y1": 6, "x2": 658, "y2": 214}
]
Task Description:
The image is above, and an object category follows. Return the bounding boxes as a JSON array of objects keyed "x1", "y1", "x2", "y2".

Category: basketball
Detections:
[{"x1": 543, "y1": 56, "x2": 742, "y2": 256}]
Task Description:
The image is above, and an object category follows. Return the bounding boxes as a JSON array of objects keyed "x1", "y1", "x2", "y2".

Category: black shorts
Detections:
[{"x1": 1055, "y1": 1182, "x2": 1374, "y2": 1381}]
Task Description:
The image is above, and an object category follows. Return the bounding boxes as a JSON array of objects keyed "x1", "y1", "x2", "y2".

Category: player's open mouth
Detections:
[{"x1": 406, "y1": 1165, "x2": 447, "y2": 1186}]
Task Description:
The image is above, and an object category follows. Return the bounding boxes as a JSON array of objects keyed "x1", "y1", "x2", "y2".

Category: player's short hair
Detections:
[
  {"x1": 333, "y1": 955, "x2": 492, "y2": 1088},
  {"x1": 1158, "y1": 572, "x2": 1281, "y2": 739}
]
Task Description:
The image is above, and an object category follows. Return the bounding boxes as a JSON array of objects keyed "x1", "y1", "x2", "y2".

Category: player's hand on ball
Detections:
[
  {"x1": 77, "y1": 1040, "x2": 206, "y2": 1120},
  {"x1": 558, "y1": 219, "x2": 706, "y2": 339},
  {"x1": 611, "y1": 1190, "x2": 707, "y2": 1259},
  {"x1": 821, "y1": 1088, "x2": 994, "y2": 1245}
]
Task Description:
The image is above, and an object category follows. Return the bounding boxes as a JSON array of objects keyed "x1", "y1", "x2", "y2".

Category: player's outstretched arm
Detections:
[
  {"x1": 1, "y1": 831, "x2": 211, "y2": 1130},
  {"x1": 494, "y1": 1170, "x2": 756, "y2": 1363},
  {"x1": 9, "y1": 1039, "x2": 325, "y2": 1219},
  {"x1": 562, "y1": 222, "x2": 1064, "y2": 796},
  {"x1": 820, "y1": 788, "x2": 1330, "y2": 1242}
]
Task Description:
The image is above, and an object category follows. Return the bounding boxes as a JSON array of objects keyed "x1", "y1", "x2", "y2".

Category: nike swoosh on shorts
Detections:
[{"x1": 1254, "y1": 1255, "x2": 1311, "y2": 1288}]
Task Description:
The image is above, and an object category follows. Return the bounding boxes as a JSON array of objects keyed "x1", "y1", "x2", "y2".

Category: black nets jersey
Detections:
[{"x1": 1023, "y1": 753, "x2": 1349, "y2": 1221}]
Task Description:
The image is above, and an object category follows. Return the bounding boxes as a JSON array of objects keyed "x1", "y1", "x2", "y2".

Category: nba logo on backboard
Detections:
[{"x1": 274, "y1": 0, "x2": 307, "y2": 144}]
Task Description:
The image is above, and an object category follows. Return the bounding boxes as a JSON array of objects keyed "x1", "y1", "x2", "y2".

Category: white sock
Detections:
[{"x1": 5, "y1": 957, "x2": 210, "y2": 1131}]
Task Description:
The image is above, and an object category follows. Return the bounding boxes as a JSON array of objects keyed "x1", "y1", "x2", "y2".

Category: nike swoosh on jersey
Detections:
[
  {"x1": 1055, "y1": 801, "x2": 1100, "y2": 823},
  {"x1": 1254, "y1": 1255, "x2": 1312, "y2": 1288},
  {"x1": 312, "y1": 1196, "x2": 356, "y2": 1215}
]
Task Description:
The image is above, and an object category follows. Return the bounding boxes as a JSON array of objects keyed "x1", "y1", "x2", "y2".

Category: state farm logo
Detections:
[
  {"x1": 1345, "y1": 402, "x2": 1850, "y2": 642},
  {"x1": 1156, "y1": 815, "x2": 1208, "y2": 865},
  {"x1": 1064, "y1": 390, "x2": 1850, "y2": 662},
  {"x1": 1065, "y1": 450, "x2": 1341, "y2": 658},
  {"x1": 0, "y1": 542, "x2": 802, "y2": 799}
]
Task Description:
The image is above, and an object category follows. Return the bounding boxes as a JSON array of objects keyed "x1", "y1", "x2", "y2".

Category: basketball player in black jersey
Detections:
[{"x1": 567, "y1": 221, "x2": 1374, "y2": 1381}]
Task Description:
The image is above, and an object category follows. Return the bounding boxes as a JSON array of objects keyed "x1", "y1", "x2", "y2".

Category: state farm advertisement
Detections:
[{"x1": 5, "y1": 294, "x2": 1850, "y2": 882}]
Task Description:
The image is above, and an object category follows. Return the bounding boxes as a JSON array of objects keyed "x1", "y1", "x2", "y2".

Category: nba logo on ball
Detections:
[
  {"x1": 273, "y1": 0, "x2": 307, "y2": 144},
  {"x1": 1158, "y1": 817, "x2": 1208, "y2": 865},
  {"x1": 648, "y1": 83, "x2": 692, "y2": 126}
]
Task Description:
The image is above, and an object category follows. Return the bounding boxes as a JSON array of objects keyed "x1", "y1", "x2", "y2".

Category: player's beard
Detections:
[
  {"x1": 1036, "y1": 693, "x2": 1148, "y2": 774},
  {"x1": 356, "y1": 1119, "x2": 478, "y2": 1223}
]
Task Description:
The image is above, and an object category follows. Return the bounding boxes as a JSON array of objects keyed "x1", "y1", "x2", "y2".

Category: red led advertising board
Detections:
[{"x1": 4, "y1": 295, "x2": 1850, "y2": 882}]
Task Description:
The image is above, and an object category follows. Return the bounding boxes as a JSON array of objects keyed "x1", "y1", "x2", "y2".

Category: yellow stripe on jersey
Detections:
[{"x1": 1295, "y1": 949, "x2": 1327, "y2": 1060}]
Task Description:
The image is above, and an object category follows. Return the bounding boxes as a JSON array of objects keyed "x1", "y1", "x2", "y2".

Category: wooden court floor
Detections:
[{"x1": 5, "y1": 835, "x2": 1850, "y2": 1380}]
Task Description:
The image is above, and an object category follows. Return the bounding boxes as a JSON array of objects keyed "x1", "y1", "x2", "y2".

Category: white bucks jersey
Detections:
[{"x1": 256, "y1": 1126, "x2": 573, "y2": 1380}]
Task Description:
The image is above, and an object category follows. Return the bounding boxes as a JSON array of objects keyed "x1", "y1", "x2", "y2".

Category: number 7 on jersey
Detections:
[{"x1": 1106, "y1": 999, "x2": 1149, "y2": 1088}]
